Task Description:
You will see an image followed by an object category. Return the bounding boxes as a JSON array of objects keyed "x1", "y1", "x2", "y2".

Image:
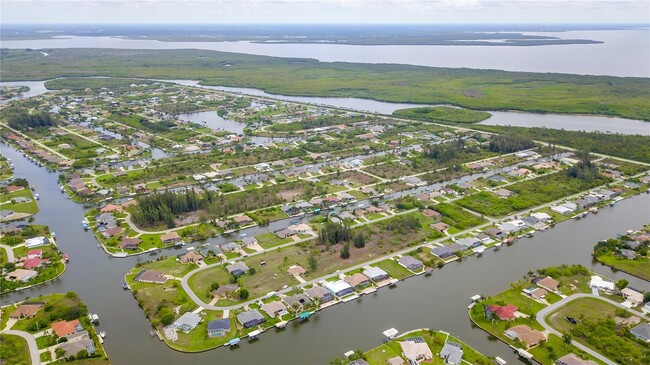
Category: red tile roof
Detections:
[{"x1": 488, "y1": 304, "x2": 518, "y2": 320}]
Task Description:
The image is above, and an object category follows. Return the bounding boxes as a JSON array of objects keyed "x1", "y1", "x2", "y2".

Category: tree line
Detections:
[
  {"x1": 488, "y1": 134, "x2": 535, "y2": 153},
  {"x1": 4, "y1": 107, "x2": 57, "y2": 131}
]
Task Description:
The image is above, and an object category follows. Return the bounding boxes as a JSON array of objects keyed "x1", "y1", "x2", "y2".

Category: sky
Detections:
[{"x1": 2, "y1": 0, "x2": 649, "y2": 25}]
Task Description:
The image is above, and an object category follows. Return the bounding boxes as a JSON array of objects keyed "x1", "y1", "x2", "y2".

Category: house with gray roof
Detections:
[
  {"x1": 227, "y1": 262, "x2": 249, "y2": 276},
  {"x1": 440, "y1": 341, "x2": 464, "y2": 365},
  {"x1": 397, "y1": 256, "x2": 423, "y2": 271},
  {"x1": 363, "y1": 267, "x2": 390, "y2": 283},
  {"x1": 207, "y1": 318, "x2": 231, "y2": 337},
  {"x1": 173, "y1": 312, "x2": 202, "y2": 333},
  {"x1": 431, "y1": 246, "x2": 455, "y2": 259},
  {"x1": 237, "y1": 309, "x2": 266, "y2": 328},
  {"x1": 630, "y1": 323, "x2": 650, "y2": 343},
  {"x1": 456, "y1": 237, "x2": 482, "y2": 248},
  {"x1": 618, "y1": 249, "x2": 637, "y2": 260},
  {"x1": 283, "y1": 293, "x2": 311, "y2": 308}
]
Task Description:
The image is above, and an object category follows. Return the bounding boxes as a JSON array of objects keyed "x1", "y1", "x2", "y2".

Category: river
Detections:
[
  {"x1": 2, "y1": 139, "x2": 649, "y2": 365},
  {"x1": 2, "y1": 79, "x2": 648, "y2": 136},
  {"x1": 1, "y1": 30, "x2": 649, "y2": 77}
]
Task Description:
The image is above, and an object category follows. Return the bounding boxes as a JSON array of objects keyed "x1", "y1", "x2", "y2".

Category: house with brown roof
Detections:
[
  {"x1": 233, "y1": 215, "x2": 254, "y2": 225},
  {"x1": 133, "y1": 270, "x2": 168, "y2": 284},
  {"x1": 102, "y1": 226, "x2": 124, "y2": 238},
  {"x1": 5, "y1": 269, "x2": 38, "y2": 282},
  {"x1": 421, "y1": 209, "x2": 441, "y2": 219},
  {"x1": 260, "y1": 301, "x2": 287, "y2": 318},
  {"x1": 430, "y1": 222, "x2": 450, "y2": 232},
  {"x1": 557, "y1": 353, "x2": 598, "y2": 365},
  {"x1": 100, "y1": 204, "x2": 122, "y2": 213},
  {"x1": 179, "y1": 251, "x2": 203, "y2": 264},
  {"x1": 10, "y1": 303, "x2": 44, "y2": 319},
  {"x1": 161, "y1": 231, "x2": 182, "y2": 245},
  {"x1": 504, "y1": 325, "x2": 546, "y2": 348},
  {"x1": 536, "y1": 276, "x2": 559, "y2": 292},
  {"x1": 5, "y1": 185, "x2": 25, "y2": 193},
  {"x1": 287, "y1": 265, "x2": 306, "y2": 276},
  {"x1": 344, "y1": 273, "x2": 371, "y2": 289},
  {"x1": 118, "y1": 237, "x2": 141, "y2": 250}
]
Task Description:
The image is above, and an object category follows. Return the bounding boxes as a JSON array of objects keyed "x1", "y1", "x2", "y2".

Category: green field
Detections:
[
  {"x1": 393, "y1": 106, "x2": 492, "y2": 124},
  {"x1": 594, "y1": 252, "x2": 650, "y2": 281},
  {"x1": 2, "y1": 49, "x2": 649, "y2": 120},
  {"x1": 457, "y1": 172, "x2": 609, "y2": 217}
]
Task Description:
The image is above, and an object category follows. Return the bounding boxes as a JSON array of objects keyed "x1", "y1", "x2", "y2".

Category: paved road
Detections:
[
  {"x1": 2, "y1": 329, "x2": 41, "y2": 365},
  {"x1": 0, "y1": 244, "x2": 16, "y2": 262},
  {"x1": 536, "y1": 293, "x2": 644, "y2": 365}
]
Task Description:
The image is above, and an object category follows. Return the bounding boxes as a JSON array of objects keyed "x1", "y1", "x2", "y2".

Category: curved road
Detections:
[
  {"x1": 0, "y1": 244, "x2": 16, "y2": 263},
  {"x1": 2, "y1": 330, "x2": 41, "y2": 365},
  {"x1": 536, "y1": 293, "x2": 644, "y2": 365}
]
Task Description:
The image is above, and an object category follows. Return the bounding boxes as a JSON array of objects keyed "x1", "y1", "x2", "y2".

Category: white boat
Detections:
[
  {"x1": 99, "y1": 331, "x2": 106, "y2": 338},
  {"x1": 89, "y1": 313, "x2": 99, "y2": 323},
  {"x1": 248, "y1": 329, "x2": 261, "y2": 338},
  {"x1": 494, "y1": 356, "x2": 507, "y2": 365},
  {"x1": 34, "y1": 194, "x2": 40, "y2": 200}
]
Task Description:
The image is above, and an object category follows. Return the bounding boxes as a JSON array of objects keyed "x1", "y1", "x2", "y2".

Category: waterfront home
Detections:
[
  {"x1": 178, "y1": 251, "x2": 203, "y2": 264},
  {"x1": 621, "y1": 287, "x2": 644, "y2": 307},
  {"x1": 207, "y1": 318, "x2": 231, "y2": 337},
  {"x1": 5, "y1": 269, "x2": 37, "y2": 282},
  {"x1": 118, "y1": 237, "x2": 141, "y2": 250},
  {"x1": 25, "y1": 236, "x2": 49, "y2": 249},
  {"x1": 551, "y1": 205, "x2": 574, "y2": 215},
  {"x1": 261, "y1": 301, "x2": 287, "y2": 318},
  {"x1": 59, "y1": 331, "x2": 95, "y2": 358},
  {"x1": 22, "y1": 257, "x2": 49, "y2": 270},
  {"x1": 219, "y1": 241, "x2": 241, "y2": 252},
  {"x1": 101, "y1": 226, "x2": 124, "y2": 238},
  {"x1": 556, "y1": 353, "x2": 598, "y2": 365},
  {"x1": 504, "y1": 325, "x2": 546, "y2": 348},
  {"x1": 431, "y1": 246, "x2": 455, "y2": 259},
  {"x1": 227, "y1": 262, "x2": 249, "y2": 276},
  {"x1": 643, "y1": 302, "x2": 650, "y2": 314},
  {"x1": 534, "y1": 276, "x2": 559, "y2": 292},
  {"x1": 440, "y1": 341, "x2": 464, "y2": 365},
  {"x1": 348, "y1": 360, "x2": 370, "y2": 365},
  {"x1": 100, "y1": 204, "x2": 122, "y2": 213},
  {"x1": 283, "y1": 293, "x2": 311, "y2": 309},
  {"x1": 274, "y1": 228, "x2": 296, "y2": 239},
  {"x1": 173, "y1": 312, "x2": 202, "y2": 333},
  {"x1": 362, "y1": 267, "x2": 390, "y2": 283},
  {"x1": 237, "y1": 309, "x2": 266, "y2": 328},
  {"x1": 522, "y1": 287, "x2": 547, "y2": 300},
  {"x1": 485, "y1": 304, "x2": 518, "y2": 321},
  {"x1": 9, "y1": 303, "x2": 44, "y2": 319},
  {"x1": 484, "y1": 227, "x2": 505, "y2": 239},
  {"x1": 589, "y1": 275, "x2": 615, "y2": 293},
  {"x1": 456, "y1": 237, "x2": 482, "y2": 248},
  {"x1": 324, "y1": 280, "x2": 355, "y2": 297},
  {"x1": 398, "y1": 256, "x2": 423, "y2": 271},
  {"x1": 399, "y1": 337, "x2": 433, "y2": 362},
  {"x1": 618, "y1": 248, "x2": 637, "y2": 260},
  {"x1": 629, "y1": 323, "x2": 650, "y2": 343},
  {"x1": 161, "y1": 231, "x2": 182, "y2": 245},
  {"x1": 242, "y1": 237, "x2": 258, "y2": 246},
  {"x1": 305, "y1": 285, "x2": 334, "y2": 303},
  {"x1": 51, "y1": 319, "x2": 83, "y2": 337},
  {"x1": 133, "y1": 270, "x2": 168, "y2": 284},
  {"x1": 344, "y1": 273, "x2": 371, "y2": 290}
]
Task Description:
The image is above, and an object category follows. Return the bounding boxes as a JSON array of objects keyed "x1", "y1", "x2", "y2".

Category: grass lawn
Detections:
[
  {"x1": 528, "y1": 334, "x2": 606, "y2": 365},
  {"x1": 187, "y1": 265, "x2": 233, "y2": 302},
  {"x1": 374, "y1": 259, "x2": 412, "y2": 280},
  {"x1": 595, "y1": 252, "x2": 650, "y2": 281},
  {"x1": 255, "y1": 232, "x2": 294, "y2": 249},
  {"x1": 0, "y1": 188, "x2": 39, "y2": 215},
  {"x1": 545, "y1": 297, "x2": 621, "y2": 334},
  {"x1": 248, "y1": 207, "x2": 289, "y2": 223},
  {"x1": 167, "y1": 311, "x2": 238, "y2": 352},
  {"x1": 139, "y1": 257, "x2": 195, "y2": 277},
  {"x1": 0, "y1": 334, "x2": 30, "y2": 365}
]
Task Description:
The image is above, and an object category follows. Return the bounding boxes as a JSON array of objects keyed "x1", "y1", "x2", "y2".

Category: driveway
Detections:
[{"x1": 536, "y1": 293, "x2": 644, "y2": 365}]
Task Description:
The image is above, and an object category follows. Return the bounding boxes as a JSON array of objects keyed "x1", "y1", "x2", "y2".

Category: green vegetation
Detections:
[
  {"x1": 45, "y1": 77, "x2": 156, "y2": 90},
  {"x1": 457, "y1": 172, "x2": 610, "y2": 217},
  {"x1": 473, "y1": 125, "x2": 650, "y2": 163},
  {"x1": 332, "y1": 329, "x2": 492, "y2": 365},
  {"x1": 593, "y1": 228, "x2": 650, "y2": 281},
  {"x1": 433, "y1": 203, "x2": 487, "y2": 230},
  {"x1": 0, "y1": 334, "x2": 30, "y2": 365},
  {"x1": 572, "y1": 317, "x2": 649, "y2": 365},
  {"x1": 393, "y1": 106, "x2": 492, "y2": 124},
  {"x1": 488, "y1": 134, "x2": 536, "y2": 154},
  {"x1": 2, "y1": 48, "x2": 649, "y2": 120},
  {"x1": 2, "y1": 106, "x2": 57, "y2": 131}
]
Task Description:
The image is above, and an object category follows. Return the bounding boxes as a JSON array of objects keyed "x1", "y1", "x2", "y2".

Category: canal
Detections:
[{"x1": 2, "y1": 139, "x2": 649, "y2": 365}]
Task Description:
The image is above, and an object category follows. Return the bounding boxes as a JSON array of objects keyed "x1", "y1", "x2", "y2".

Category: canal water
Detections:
[{"x1": 2, "y1": 139, "x2": 649, "y2": 365}]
